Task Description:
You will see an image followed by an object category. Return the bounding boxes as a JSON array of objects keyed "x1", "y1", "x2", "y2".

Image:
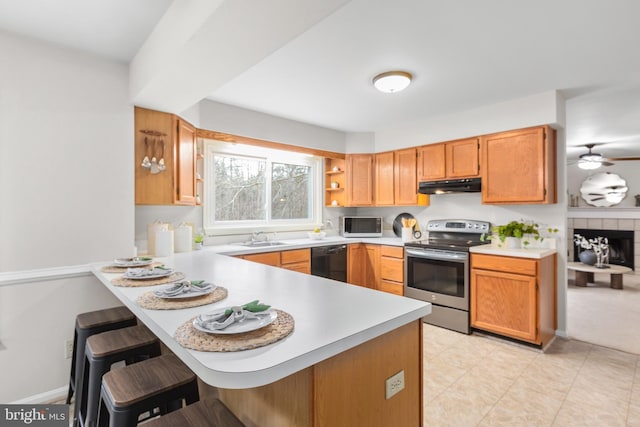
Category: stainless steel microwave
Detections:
[{"x1": 340, "y1": 216, "x2": 383, "y2": 237}]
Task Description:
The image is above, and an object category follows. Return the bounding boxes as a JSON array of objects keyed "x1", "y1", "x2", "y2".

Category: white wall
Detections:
[
  {"x1": 198, "y1": 99, "x2": 347, "y2": 153},
  {"x1": 0, "y1": 32, "x2": 133, "y2": 402},
  {"x1": 375, "y1": 90, "x2": 565, "y2": 151},
  {"x1": 0, "y1": 31, "x2": 135, "y2": 270}
]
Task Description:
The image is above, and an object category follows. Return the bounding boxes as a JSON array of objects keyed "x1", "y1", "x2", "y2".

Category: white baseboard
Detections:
[
  {"x1": 555, "y1": 329, "x2": 568, "y2": 338},
  {"x1": 10, "y1": 386, "x2": 67, "y2": 404}
]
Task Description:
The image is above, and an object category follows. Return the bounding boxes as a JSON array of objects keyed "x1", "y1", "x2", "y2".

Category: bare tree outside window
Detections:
[
  {"x1": 271, "y1": 162, "x2": 310, "y2": 220},
  {"x1": 204, "y1": 140, "x2": 322, "y2": 234},
  {"x1": 214, "y1": 155, "x2": 266, "y2": 221}
]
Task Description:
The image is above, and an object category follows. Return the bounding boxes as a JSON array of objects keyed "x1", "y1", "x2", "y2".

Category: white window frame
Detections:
[{"x1": 203, "y1": 140, "x2": 323, "y2": 236}]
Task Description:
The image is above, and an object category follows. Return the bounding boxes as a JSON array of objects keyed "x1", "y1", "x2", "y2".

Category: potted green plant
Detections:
[
  {"x1": 194, "y1": 232, "x2": 204, "y2": 250},
  {"x1": 483, "y1": 220, "x2": 541, "y2": 248}
]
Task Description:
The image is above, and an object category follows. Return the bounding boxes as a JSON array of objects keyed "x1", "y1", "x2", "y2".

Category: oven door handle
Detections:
[{"x1": 405, "y1": 248, "x2": 468, "y2": 262}]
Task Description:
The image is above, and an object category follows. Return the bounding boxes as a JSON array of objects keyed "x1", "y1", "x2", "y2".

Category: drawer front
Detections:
[
  {"x1": 380, "y1": 245, "x2": 404, "y2": 258},
  {"x1": 380, "y1": 257, "x2": 404, "y2": 282},
  {"x1": 281, "y1": 261, "x2": 310, "y2": 274},
  {"x1": 379, "y1": 279, "x2": 404, "y2": 296},
  {"x1": 281, "y1": 248, "x2": 310, "y2": 265},
  {"x1": 243, "y1": 252, "x2": 281, "y2": 266},
  {"x1": 471, "y1": 253, "x2": 537, "y2": 276}
]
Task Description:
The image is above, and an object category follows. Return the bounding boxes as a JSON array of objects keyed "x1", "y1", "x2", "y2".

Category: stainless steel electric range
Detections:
[{"x1": 404, "y1": 219, "x2": 491, "y2": 334}]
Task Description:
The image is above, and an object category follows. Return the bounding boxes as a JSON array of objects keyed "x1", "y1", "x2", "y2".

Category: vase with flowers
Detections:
[{"x1": 573, "y1": 234, "x2": 609, "y2": 268}]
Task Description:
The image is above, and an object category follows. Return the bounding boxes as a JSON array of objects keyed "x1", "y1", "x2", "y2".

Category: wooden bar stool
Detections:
[
  {"x1": 96, "y1": 354, "x2": 199, "y2": 427},
  {"x1": 75, "y1": 325, "x2": 161, "y2": 427},
  {"x1": 66, "y1": 306, "x2": 137, "y2": 405},
  {"x1": 142, "y1": 396, "x2": 245, "y2": 427}
]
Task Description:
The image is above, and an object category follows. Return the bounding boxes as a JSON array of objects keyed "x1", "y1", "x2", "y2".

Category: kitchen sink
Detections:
[{"x1": 237, "y1": 241, "x2": 287, "y2": 247}]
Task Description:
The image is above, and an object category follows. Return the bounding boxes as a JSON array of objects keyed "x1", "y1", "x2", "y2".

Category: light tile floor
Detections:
[{"x1": 423, "y1": 324, "x2": 640, "y2": 426}]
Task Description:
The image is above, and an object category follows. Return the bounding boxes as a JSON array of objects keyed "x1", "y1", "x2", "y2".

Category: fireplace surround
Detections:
[
  {"x1": 573, "y1": 228, "x2": 634, "y2": 270},
  {"x1": 568, "y1": 216, "x2": 639, "y2": 274}
]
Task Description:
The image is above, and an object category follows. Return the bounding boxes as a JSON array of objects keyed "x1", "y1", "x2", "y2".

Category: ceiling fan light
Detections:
[
  {"x1": 578, "y1": 159, "x2": 602, "y2": 170},
  {"x1": 373, "y1": 71, "x2": 412, "y2": 93},
  {"x1": 580, "y1": 153, "x2": 603, "y2": 162}
]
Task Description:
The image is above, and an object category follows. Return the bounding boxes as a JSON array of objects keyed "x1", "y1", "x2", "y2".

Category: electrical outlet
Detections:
[
  {"x1": 65, "y1": 340, "x2": 74, "y2": 359},
  {"x1": 385, "y1": 370, "x2": 405, "y2": 399}
]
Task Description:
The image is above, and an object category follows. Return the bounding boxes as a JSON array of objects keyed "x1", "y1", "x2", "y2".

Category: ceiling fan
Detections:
[{"x1": 574, "y1": 143, "x2": 640, "y2": 170}]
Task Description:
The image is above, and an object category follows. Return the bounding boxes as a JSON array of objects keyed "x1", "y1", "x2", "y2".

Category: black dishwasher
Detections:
[{"x1": 311, "y1": 245, "x2": 347, "y2": 282}]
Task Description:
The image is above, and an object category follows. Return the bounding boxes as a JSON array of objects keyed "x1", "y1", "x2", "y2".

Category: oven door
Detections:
[{"x1": 404, "y1": 248, "x2": 469, "y2": 311}]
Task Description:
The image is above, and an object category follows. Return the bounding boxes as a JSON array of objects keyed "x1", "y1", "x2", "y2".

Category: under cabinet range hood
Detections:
[{"x1": 418, "y1": 177, "x2": 481, "y2": 195}]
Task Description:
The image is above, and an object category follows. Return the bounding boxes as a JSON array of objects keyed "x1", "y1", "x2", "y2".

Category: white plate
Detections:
[
  {"x1": 113, "y1": 257, "x2": 153, "y2": 267},
  {"x1": 153, "y1": 283, "x2": 216, "y2": 299},
  {"x1": 193, "y1": 309, "x2": 277, "y2": 335},
  {"x1": 124, "y1": 267, "x2": 174, "y2": 280}
]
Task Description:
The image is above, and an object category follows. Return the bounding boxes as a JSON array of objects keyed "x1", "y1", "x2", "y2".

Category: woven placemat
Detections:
[
  {"x1": 137, "y1": 286, "x2": 228, "y2": 310},
  {"x1": 100, "y1": 262, "x2": 162, "y2": 273},
  {"x1": 174, "y1": 309, "x2": 294, "y2": 352},
  {"x1": 111, "y1": 272, "x2": 185, "y2": 287}
]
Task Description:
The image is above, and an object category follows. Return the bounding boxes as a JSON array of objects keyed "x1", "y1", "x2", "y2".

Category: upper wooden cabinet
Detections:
[
  {"x1": 417, "y1": 137, "x2": 479, "y2": 181},
  {"x1": 481, "y1": 126, "x2": 556, "y2": 204},
  {"x1": 375, "y1": 148, "x2": 421, "y2": 206},
  {"x1": 346, "y1": 154, "x2": 375, "y2": 206},
  {"x1": 416, "y1": 144, "x2": 445, "y2": 181},
  {"x1": 135, "y1": 107, "x2": 197, "y2": 205},
  {"x1": 446, "y1": 138, "x2": 480, "y2": 178},
  {"x1": 394, "y1": 148, "x2": 420, "y2": 205},
  {"x1": 374, "y1": 151, "x2": 395, "y2": 206}
]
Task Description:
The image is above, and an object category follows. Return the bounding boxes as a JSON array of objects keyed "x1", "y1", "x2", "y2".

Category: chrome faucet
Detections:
[{"x1": 251, "y1": 231, "x2": 264, "y2": 242}]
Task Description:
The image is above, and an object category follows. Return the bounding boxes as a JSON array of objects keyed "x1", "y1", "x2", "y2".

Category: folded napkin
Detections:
[
  {"x1": 114, "y1": 256, "x2": 153, "y2": 264},
  {"x1": 126, "y1": 266, "x2": 173, "y2": 277},
  {"x1": 155, "y1": 280, "x2": 214, "y2": 297},
  {"x1": 197, "y1": 300, "x2": 271, "y2": 330}
]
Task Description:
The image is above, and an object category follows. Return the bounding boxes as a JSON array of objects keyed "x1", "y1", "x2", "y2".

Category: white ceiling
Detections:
[{"x1": 1, "y1": 0, "x2": 639, "y2": 159}]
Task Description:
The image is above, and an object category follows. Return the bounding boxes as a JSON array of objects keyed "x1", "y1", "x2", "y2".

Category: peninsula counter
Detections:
[{"x1": 92, "y1": 250, "x2": 430, "y2": 427}]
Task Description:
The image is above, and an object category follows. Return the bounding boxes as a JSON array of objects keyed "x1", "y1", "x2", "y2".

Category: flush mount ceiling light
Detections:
[{"x1": 373, "y1": 71, "x2": 412, "y2": 93}]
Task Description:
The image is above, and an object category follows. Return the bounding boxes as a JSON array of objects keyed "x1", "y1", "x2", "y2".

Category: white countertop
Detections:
[
  {"x1": 92, "y1": 250, "x2": 430, "y2": 389},
  {"x1": 470, "y1": 244, "x2": 557, "y2": 259},
  {"x1": 207, "y1": 235, "x2": 405, "y2": 256}
]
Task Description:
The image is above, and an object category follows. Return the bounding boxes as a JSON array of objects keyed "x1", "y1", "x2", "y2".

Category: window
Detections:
[{"x1": 203, "y1": 140, "x2": 323, "y2": 235}]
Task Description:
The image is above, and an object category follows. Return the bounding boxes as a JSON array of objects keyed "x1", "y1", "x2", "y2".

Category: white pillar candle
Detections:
[
  {"x1": 155, "y1": 230, "x2": 174, "y2": 257},
  {"x1": 174, "y1": 226, "x2": 192, "y2": 253},
  {"x1": 147, "y1": 221, "x2": 168, "y2": 255}
]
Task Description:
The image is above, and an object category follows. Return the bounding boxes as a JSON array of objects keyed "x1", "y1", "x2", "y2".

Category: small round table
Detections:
[{"x1": 567, "y1": 262, "x2": 632, "y2": 289}]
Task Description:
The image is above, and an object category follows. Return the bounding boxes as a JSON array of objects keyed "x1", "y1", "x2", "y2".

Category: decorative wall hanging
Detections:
[{"x1": 140, "y1": 129, "x2": 167, "y2": 174}]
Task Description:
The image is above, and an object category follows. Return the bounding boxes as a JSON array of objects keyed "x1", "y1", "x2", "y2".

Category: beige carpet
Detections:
[{"x1": 567, "y1": 270, "x2": 640, "y2": 354}]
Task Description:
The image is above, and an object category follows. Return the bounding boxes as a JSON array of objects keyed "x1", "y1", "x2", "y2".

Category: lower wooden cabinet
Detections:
[
  {"x1": 280, "y1": 248, "x2": 311, "y2": 274},
  {"x1": 241, "y1": 252, "x2": 280, "y2": 266},
  {"x1": 470, "y1": 253, "x2": 556, "y2": 346},
  {"x1": 379, "y1": 246, "x2": 404, "y2": 296},
  {"x1": 239, "y1": 244, "x2": 403, "y2": 296},
  {"x1": 239, "y1": 249, "x2": 310, "y2": 274},
  {"x1": 347, "y1": 244, "x2": 379, "y2": 289}
]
